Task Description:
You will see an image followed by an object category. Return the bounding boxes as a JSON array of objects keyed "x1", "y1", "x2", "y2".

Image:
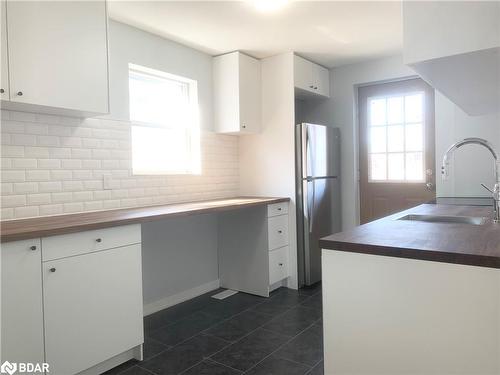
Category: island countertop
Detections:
[
  {"x1": 320, "y1": 203, "x2": 500, "y2": 269},
  {"x1": 0, "y1": 196, "x2": 290, "y2": 243}
]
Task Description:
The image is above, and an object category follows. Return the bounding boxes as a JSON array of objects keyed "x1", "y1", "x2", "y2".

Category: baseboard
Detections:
[{"x1": 143, "y1": 279, "x2": 220, "y2": 316}]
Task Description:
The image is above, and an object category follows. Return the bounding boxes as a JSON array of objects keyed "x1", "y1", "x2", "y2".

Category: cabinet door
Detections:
[
  {"x1": 313, "y1": 64, "x2": 330, "y2": 98},
  {"x1": 6, "y1": 1, "x2": 109, "y2": 114},
  {"x1": 238, "y1": 53, "x2": 261, "y2": 133},
  {"x1": 294, "y1": 55, "x2": 313, "y2": 92},
  {"x1": 43, "y1": 245, "x2": 143, "y2": 375},
  {"x1": 1, "y1": 239, "x2": 44, "y2": 365},
  {"x1": 0, "y1": 0, "x2": 9, "y2": 100}
]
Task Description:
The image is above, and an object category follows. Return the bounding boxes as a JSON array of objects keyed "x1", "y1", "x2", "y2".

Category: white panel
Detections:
[
  {"x1": 313, "y1": 64, "x2": 330, "y2": 98},
  {"x1": 1, "y1": 239, "x2": 45, "y2": 365},
  {"x1": 322, "y1": 250, "x2": 500, "y2": 375},
  {"x1": 42, "y1": 224, "x2": 141, "y2": 261},
  {"x1": 43, "y1": 244, "x2": 143, "y2": 375},
  {"x1": 294, "y1": 54, "x2": 313, "y2": 92},
  {"x1": 6, "y1": 0, "x2": 109, "y2": 114},
  {"x1": 238, "y1": 52, "x2": 261, "y2": 133},
  {"x1": 267, "y1": 202, "x2": 289, "y2": 217},
  {"x1": 0, "y1": 0, "x2": 9, "y2": 100},
  {"x1": 269, "y1": 246, "x2": 289, "y2": 285},
  {"x1": 267, "y1": 214, "x2": 289, "y2": 250},
  {"x1": 213, "y1": 52, "x2": 240, "y2": 133}
]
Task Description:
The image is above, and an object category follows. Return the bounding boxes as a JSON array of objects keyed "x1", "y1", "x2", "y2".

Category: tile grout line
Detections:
[{"x1": 240, "y1": 319, "x2": 322, "y2": 374}]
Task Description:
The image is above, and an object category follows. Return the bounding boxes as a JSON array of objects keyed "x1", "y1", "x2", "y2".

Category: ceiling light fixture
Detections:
[{"x1": 252, "y1": 0, "x2": 289, "y2": 13}]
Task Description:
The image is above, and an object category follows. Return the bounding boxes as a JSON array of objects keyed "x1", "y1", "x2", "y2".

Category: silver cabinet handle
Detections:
[
  {"x1": 49, "y1": 267, "x2": 56, "y2": 273},
  {"x1": 30, "y1": 245, "x2": 37, "y2": 251},
  {"x1": 17, "y1": 91, "x2": 23, "y2": 96}
]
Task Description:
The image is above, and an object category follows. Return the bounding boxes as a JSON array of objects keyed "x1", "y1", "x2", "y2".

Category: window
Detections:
[
  {"x1": 129, "y1": 64, "x2": 200, "y2": 175},
  {"x1": 368, "y1": 92, "x2": 425, "y2": 182}
]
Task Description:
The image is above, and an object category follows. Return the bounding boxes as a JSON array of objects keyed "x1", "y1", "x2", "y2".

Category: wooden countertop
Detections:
[
  {"x1": 320, "y1": 203, "x2": 500, "y2": 269},
  {"x1": 0, "y1": 197, "x2": 289, "y2": 243}
]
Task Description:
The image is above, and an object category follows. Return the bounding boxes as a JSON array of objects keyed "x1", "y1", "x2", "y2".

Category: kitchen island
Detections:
[{"x1": 320, "y1": 201, "x2": 500, "y2": 375}]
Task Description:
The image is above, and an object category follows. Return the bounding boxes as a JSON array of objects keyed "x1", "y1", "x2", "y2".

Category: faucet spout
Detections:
[{"x1": 441, "y1": 137, "x2": 500, "y2": 223}]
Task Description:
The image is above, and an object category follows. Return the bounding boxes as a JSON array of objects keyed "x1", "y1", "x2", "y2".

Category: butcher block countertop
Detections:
[
  {"x1": 0, "y1": 196, "x2": 289, "y2": 243},
  {"x1": 320, "y1": 203, "x2": 500, "y2": 269}
]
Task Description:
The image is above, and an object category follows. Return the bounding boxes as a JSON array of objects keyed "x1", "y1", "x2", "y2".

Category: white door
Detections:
[
  {"x1": 0, "y1": 0, "x2": 9, "y2": 100},
  {"x1": 6, "y1": 1, "x2": 109, "y2": 113},
  {"x1": 1, "y1": 239, "x2": 45, "y2": 365},
  {"x1": 43, "y1": 245, "x2": 143, "y2": 375},
  {"x1": 294, "y1": 55, "x2": 313, "y2": 92},
  {"x1": 313, "y1": 64, "x2": 330, "y2": 97}
]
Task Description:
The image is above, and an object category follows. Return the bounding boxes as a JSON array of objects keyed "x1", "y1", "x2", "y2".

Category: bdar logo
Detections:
[{"x1": 0, "y1": 361, "x2": 17, "y2": 375}]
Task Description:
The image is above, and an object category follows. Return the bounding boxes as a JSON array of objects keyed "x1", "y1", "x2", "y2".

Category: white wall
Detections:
[
  {"x1": 239, "y1": 52, "x2": 299, "y2": 289},
  {"x1": 301, "y1": 55, "x2": 500, "y2": 230}
]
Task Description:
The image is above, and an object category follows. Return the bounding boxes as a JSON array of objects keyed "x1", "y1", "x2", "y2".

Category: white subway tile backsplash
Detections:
[{"x1": 1, "y1": 110, "x2": 239, "y2": 219}]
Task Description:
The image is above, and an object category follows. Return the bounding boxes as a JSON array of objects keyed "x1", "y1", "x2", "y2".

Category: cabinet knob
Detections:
[
  {"x1": 277, "y1": 207, "x2": 282, "y2": 211},
  {"x1": 96, "y1": 238, "x2": 102, "y2": 243},
  {"x1": 314, "y1": 86, "x2": 318, "y2": 90},
  {"x1": 30, "y1": 245, "x2": 37, "y2": 251},
  {"x1": 17, "y1": 91, "x2": 23, "y2": 96},
  {"x1": 0, "y1": 88, "x2": 4, "y2": 94},
  {"x1": 278, "y1": 263, "x2": 284, "y2": 266},
  {"x1": 309, "y1": 85, "x2": 314, "y2": 89},
  {"x1": 50, "y1": 267, "x2": 56, "y2": 273},
  {"x1": 241, "y1": 124, "x2": 246, "y2": 129},
  {"x1": 278, "y1": 230, "x2": 283, "y2": 234}
]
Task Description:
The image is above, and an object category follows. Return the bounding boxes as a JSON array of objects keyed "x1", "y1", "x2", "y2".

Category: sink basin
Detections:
[{"x1": 397, "y1": 214, "x2": 487, "y2": 225}]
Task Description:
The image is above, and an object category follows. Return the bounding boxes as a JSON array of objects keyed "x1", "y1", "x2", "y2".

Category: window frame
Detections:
[
  {"x1": 128, "y1": 63, "x2": 200, "y2": 176},
  {"x1": 366, "y1": 90, "x2": 427, "y2": 184}
]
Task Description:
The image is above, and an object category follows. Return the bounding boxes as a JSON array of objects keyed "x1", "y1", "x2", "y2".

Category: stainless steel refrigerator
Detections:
[{"x1": 296, "y1": 123, "x2": 341, "y2": 286}]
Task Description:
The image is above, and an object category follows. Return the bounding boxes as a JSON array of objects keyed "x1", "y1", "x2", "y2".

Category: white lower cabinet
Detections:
[
  {"x1": 269, "y1": 246, "x2": 289, "y2": 285},
  {"x1": 1, "y1": 239, "x2": 45, "y2": 365},
  {"x1": 43, "y1": 244, "x2": 144, "y2": 375}
]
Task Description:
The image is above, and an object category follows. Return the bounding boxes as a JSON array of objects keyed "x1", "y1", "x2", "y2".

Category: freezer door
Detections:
[
  {"x1": 302, "y1": 176, "x2": 341, "y2": 285},
  {"x1": 302, "y1": 123, "x2": 340, "y2": 178}
]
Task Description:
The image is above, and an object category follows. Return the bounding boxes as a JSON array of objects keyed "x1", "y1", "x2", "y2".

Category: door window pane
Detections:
[
  {"x1": 387, "y1": 125, "x2": 404, "y2": 152},
  {"x1": 370, "y1": 127, "x2": 386, "y2": 153},
  {"x1": 367, "y1": 91, "x2": 426, "y2": 183},
  {"x1": 405, "y1": 152, "x2": 424, "y2": 181},
  {"x1": 388, "y1": 153, "x2": 405, "y2": 180},
  {"x1": 387, "y1": 97, "x2": 403, "y2": 124},
  {"x1": 370, "y1": 98, "x2": 386, "y2": 125},
  {"x1": 406, "y1": 123, "x2": 423, "y2": 152},
  {"x1": 370, "y1": 154, "x2": 387, "y2": 180},
  {"x1": 405, "y1": 93, "x2": 423, "y2": 123}
]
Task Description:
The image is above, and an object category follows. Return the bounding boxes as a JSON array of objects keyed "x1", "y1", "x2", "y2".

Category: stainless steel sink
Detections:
[{"x1": 397, "y1": 214, "x2": 487, "y2": 225}]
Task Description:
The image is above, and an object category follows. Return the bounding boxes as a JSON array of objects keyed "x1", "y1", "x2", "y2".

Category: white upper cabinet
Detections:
[
  {"x1": 294, "y1": 55, "x2": 330, "y2": 98},
  {"x1": 403, "y1": 1, "x2": 500, "y2": 116},
  {"x1": 213, "y1": 51, "x2": 261, "y2": 134},
  {"x1": 1, "y1": 1, "x2": 9, "y2": 100},
  {"x1": 2, "y1": 0, "x2": 109, "y2": 117}
]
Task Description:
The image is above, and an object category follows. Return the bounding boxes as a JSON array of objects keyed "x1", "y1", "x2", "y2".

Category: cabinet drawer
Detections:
[
  {"x1": 267, "y1": 202, "x2": 289, "y2": 217},
  {"x1": 268, "y1": 215, "x2": 289, "y2": 250},
  {"x1": 42, "y1": 224, "x2": 141, "y2": 261},
  {"x1": 269, "y1": 246, "x2": 288, "y2": 285}
]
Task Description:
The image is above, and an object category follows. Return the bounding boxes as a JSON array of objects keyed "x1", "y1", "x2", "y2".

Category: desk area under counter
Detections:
[{"x1": 0, "y1": 196, "x2": 291, "y2": 375}]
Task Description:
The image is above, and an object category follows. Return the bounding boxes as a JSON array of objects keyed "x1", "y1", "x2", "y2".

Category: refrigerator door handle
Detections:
[{"x1": 309, "y1": 180, "x2": 315, "y2": 233}]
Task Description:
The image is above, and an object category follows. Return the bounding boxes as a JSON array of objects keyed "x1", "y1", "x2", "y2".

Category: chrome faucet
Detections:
[{"x1": 441, "y1": 137, "x2": 500, "y2": 223}]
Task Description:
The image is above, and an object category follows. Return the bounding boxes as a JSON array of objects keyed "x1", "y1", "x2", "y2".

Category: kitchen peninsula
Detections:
[{"x1": 320, "y1": 201, "x2": 500, "y2": 375}]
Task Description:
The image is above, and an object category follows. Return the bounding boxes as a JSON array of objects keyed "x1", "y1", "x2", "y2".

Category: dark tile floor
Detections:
[{"x1": 105, "y1": 283, "x2": 323, "y2": 375}]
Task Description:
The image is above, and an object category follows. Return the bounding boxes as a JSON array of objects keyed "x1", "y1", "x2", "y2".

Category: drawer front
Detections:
[
  {"x1": 269, "y1": 246, "x2": 288, "y2": 285},
  {"x1": 268, "y1": 215, "x2": 289, "y2": 250},
  {"x1": 42, "y1": 224, "x2": 141, "y2": 261},
  {"x1": 267, "y1": 202, "x2": 289, "y2": 217}
]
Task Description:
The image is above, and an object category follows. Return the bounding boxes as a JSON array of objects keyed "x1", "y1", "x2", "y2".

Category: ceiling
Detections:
[{"x1": 108, "y1": 1, "x2": 403, "y2": 68}]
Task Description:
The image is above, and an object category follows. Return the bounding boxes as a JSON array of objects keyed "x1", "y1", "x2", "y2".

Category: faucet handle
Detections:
[{"x1": 481, "y1": 183, "x2": 494, "y2": 194}]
